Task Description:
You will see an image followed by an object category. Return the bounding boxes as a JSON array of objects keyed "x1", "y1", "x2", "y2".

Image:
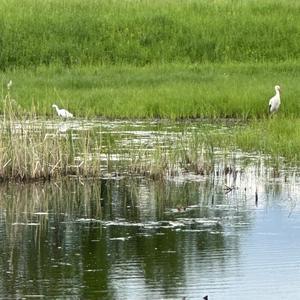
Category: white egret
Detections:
[
  {"x1": 269, "y1": 85, "x2": 281, "y2": 114},
  {"x1": 7, "y1": 80, "x2": 12, "y2": 90},
  {"x1": 52, "y1": 104, "x2": 74, "y2": 119}
]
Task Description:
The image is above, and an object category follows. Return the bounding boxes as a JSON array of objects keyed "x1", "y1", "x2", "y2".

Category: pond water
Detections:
[{"x1": 0, "y1": 120, "x2": 300, "y2": 299}]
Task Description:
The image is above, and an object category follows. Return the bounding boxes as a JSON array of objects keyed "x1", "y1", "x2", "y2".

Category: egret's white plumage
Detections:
[
  {"x1": 52, "y1": 104, "x2": 73, "y2": 119},
  {"x1": 269, "y1": 85, "x2": 281, "y2": 114},
  {"x1": 7, "y1": 80, "x2": 12, "y2": 90}
]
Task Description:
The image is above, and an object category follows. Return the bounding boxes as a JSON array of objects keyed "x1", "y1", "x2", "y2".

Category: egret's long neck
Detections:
[
  {"x1": 54, "y1": 106, "x2": 60, "y2": 113},
  {"x1": 276, "y1": 90, "x2": 280, "y2": 98}
]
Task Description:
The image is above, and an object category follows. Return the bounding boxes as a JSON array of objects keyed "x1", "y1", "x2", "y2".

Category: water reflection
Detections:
[{"x1": 0, "y1": 157, "x2": 300, "y2": 299}]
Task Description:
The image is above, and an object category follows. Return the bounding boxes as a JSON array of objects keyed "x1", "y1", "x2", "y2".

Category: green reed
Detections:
[{"x1": 233, "y1": 117, "x2": 300, "y2": 163}]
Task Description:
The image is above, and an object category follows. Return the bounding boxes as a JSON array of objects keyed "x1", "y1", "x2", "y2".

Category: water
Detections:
[{"x1": 0, "y1": 120, "x2": 300, "y2": 299}]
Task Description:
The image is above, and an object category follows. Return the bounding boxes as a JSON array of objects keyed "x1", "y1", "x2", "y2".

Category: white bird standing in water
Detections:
[
  {"x1": 52, "y1": 104, "x2": 74, "y2": 119},
  {"x1": 269, "y1": 85, "x2": 281, "y2": 114}
]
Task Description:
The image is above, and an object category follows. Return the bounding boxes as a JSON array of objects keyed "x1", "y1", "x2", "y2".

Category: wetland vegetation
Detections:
[
  {"x1": 2, "y1": 1, "x2": 300, "y2": 299},
  {"x1": 0, "y1": 0, "x2": 299, "y2": 176}
]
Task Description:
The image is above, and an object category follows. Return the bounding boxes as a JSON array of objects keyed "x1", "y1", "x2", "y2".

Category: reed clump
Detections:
[
  {"x1": 126, "y1": 131, "x2": 217, "y2": 180},
  {"x1": 0, "y1": 92, "x2": 102, "y2": 181},
  {"x1": 233, "y1": 117, "x2": 300, "y2": 163}
]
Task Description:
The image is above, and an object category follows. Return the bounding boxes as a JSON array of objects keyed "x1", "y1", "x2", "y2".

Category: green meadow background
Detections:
[{"x1": 1, "y1": 0, "x2": 299, "y2": 68}]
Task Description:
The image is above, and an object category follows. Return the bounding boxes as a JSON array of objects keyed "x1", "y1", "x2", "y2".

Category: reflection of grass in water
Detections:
[
  {"x1": 2, "y1": 180, "x2": 103, "y2": 232},
  {"x1": 0, "y1": 176, "x2": 231, "y2": 232},
  {"x1": 0, "y1": 179, "x2": 104, "y2": 279},
  {"x1": 0, "y1": 177, "x2": 249, "y2": 297}
]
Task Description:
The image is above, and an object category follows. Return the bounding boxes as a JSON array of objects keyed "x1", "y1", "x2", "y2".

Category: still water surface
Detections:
[{"x1": 0, "y1": 120, "x2": 300, "y2": 299}]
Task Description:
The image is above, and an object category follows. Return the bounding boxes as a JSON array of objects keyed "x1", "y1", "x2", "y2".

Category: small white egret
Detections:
[
  {"x1": 269, "y1": 85, "x2": 281, "y2": 114},
  {"x1": 7, "y1": 80, "x2": 12, "y2": 90},
  {"x1": 52, "y1": 104, "x2": 74, "y2": 119}
]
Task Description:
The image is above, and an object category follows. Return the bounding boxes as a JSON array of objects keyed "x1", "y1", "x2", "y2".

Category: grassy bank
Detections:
[
  {"x1": 0, "y1": 0, "x2": 300, "y2": 69},
  {"x1": 1, "y1": 62, "x2": 300, "y2": 119}
]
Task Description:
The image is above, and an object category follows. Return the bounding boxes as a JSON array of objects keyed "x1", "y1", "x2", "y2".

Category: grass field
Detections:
[
  {"x1": 0, "y1": 0, "x2": 300, "y2": 69},
  {"x1": 1, "y1": 62, "x2": 300, "y2": 119}
]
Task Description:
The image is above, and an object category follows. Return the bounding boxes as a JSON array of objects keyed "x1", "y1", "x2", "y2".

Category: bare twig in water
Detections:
[
  {"x1": 255, "y1": 188, "x2": 258, "y2": 207},
  {"x1": 224, "y1": 184, "x2": 238, "y2": 194},
  {"x1": 288, "y1": 196, "x2": 297, "y2": 218}
]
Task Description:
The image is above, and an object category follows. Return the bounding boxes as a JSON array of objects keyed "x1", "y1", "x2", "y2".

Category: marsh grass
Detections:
[
  {"x1": 1, "y1": 83, "x2": 299, "y2": 181},
  {"x1": 1, "y1": 86, "x2": 299, "y2": 182},
  {"x1": 0, "y1": 92, "x2": 104, "y2": 181},
  {"x1": 233, "y1": 117, "x2": 300, "y2": 163},
  {"x1": 0, "y1": 89, "x2": 219, "y2": 181},
  {"x1": 126, "y1": 129, "x2": 221, "y2": 180}
]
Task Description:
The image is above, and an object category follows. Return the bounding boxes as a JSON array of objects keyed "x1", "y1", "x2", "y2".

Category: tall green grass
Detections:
[
  {"x1": 0, "y1": 0, "x2": 300, "y2": 69},
  {"x1": 233, "y1": 117, "x2": 300, "y2": 162},
  {"x1": 1, "y1": 62, "x2": 299, "y2": 119}
]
